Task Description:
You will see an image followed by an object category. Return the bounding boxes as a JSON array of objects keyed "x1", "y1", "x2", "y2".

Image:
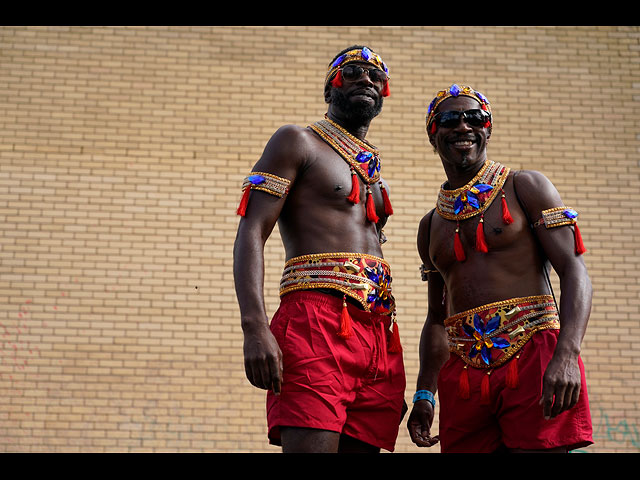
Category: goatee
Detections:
[
  {"x1": 331, "y1": 89, "x2": 383, "y2": 124},
  {"x1": 459, "y1": 152, "x2": 470, "y2": 168}
]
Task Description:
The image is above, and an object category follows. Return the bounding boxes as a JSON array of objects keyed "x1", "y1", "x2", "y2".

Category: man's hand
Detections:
[
  {"x1": 243, "y1": 324, "x2": 283, "y2": 395},
  {"x1": 539, "y1": 352, "x2": 582, "y2": 420},
  {"x1": 407, "y1": 401, "x2": 440, "y2": 448}
]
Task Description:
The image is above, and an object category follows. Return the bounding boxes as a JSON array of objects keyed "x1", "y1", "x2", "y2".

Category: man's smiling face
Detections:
[{"x1": 428, "y1": 96, "x2": 491, "y2": 170}]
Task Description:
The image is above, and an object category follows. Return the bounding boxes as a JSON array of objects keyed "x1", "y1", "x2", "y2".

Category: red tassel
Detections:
[
  {"x1": 330, "y1": 69, "x2": 343, "y2": 88},
  {"x1": 381, "y1": 81, "x2": 390, "y2": 97},
  {"x1": 475, "y1": 216, "x2": 489, "y2": 253},
  {"x1": 380, "y1": 182, "x2": 393, "y2": 215},
  {"x1": 366, "y1": 187, "x2": 379, "y2": 223},
  {"x1": 387, "y1": 319, "x2": 402, "y2": 353},
  {"x1": 337, "y1": 295, "x2": 353, "y2": 338},
  {"x1": 480, "y1": 371, "x2": 491, "y2": 404},
  {"x1": 236, "y1": 187, "x2": 250, "y2": 217},
  {"x1": 346, "y1": 168, "x2": 360, "y2": 204},
  {"x1": 429, "y1": 122, "x2": 437, "y2": 134},
  {"x1": 458, "y1": 365, "x2": 470, "y2": 399},
  {"x1": 501, "y1": 191, "x2": 514, "y2": 224},
  {"x1": 454, "y1": 224, "x2": 466, "y2": 262},
  {"x1": 506, "y1": 355, "x2": 519, "y2": 389},
  {"x1": 574, "y1": 223, "x2": 587, "y2": 255}
]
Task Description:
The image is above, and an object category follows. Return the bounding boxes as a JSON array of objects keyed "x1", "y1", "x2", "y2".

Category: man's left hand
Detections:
[{"x1": 539, "y1": 353, "x2": 582, "y2": 419}]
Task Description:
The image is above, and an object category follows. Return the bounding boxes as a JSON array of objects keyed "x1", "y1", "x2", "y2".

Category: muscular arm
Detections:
[
  {"x1": 233, "y1": 125, "x2": 307, "y2": 394},
  {"x1": 408, "y1": 210, "x2": 450, "y2": 447},
  {"x1": 514, "y1": 171, "x2": 593, "y2": 419}
]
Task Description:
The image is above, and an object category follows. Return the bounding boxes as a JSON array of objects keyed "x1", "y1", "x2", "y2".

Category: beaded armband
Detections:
[
  {"x1": 242, "y1": 172, "x2": 290, "y2": 198},
  {"x1": 534, "y1": 206, "x2": 586, "y2": 255},
  {"x1": 236, "y1": 172, "x2": 291, "y2": 217},
  {"x1": 536, "y1": 206, "x2": 578, "y2": 228}
]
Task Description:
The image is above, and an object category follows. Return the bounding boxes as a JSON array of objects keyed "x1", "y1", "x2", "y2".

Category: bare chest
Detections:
[{"x1": 429, "y1": 196, "x2": 528, "y2": 271}]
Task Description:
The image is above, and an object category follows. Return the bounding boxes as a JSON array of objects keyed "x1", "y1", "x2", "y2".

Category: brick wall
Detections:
[{"x1": 0, "y1": 25, "x2": 638, "y2": 452}]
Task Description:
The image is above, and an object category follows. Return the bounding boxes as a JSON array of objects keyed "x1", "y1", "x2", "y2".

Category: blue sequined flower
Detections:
[
  {"x1": 454, "y1": 183, "x2": 493, "y2": 214},
  {"x1": 365, "y1": 264, "x2": 392, "y2": 311},
  {"x1": 248, "y1": 174, "x2": 266, "y2": 185},
  {"x1": 368, "y1": 155, "x2": 380, "y2": 177},
  {"x1": 463, "y1": 313, "x2": 510, "y2": 365},
  {"x1": 475, "y1": 90, "x2": 489, "y2": 105},
  {"x1": 356, "y1": 151, "x2": 372, "y2": 163},
  {"x1": 332, "y1": 54, "x2": 346, "y2": 68},
  {"x1": 355, "y1": 151, "x2": 381, "y2": 178}
]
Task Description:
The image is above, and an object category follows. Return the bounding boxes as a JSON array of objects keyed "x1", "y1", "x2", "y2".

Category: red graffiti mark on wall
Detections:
[{"x1": 0, "y1": 297, "x2": 44, "y2": 381}]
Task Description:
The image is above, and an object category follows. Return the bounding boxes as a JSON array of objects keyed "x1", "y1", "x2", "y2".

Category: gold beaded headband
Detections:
[
  {"x1": 426, "y1": 84, "x2": 491, "y2": 133},
  {"x1": 325, "y1": 47, "x2": 390, "y2": 87}
]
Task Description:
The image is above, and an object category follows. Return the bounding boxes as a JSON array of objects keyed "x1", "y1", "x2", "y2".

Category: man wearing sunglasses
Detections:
[
  {"x1": 407, "y1": 84, "x2": 593, "y2": 453},
  {"x1": 234, "y1": 46, "x2": 405, "y2": 453}
]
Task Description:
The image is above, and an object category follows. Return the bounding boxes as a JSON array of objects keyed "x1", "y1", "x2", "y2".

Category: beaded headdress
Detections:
[
  {"x1": 426, "y1": 84, "x2": 491, "y2": 133},
  {"x1": 326, "y1": 46, "x2": 390, "y2": 97}
]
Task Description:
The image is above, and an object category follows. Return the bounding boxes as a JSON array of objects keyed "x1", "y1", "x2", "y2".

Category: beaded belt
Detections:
[
  {"x1": 445, "y1": 295, "x2": 559, "y2": 369},
  {"x1": 279, "y1": 252, "x2": 395, "y2": 315}
]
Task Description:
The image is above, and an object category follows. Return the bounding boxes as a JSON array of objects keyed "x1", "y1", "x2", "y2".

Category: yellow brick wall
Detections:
[{"x1": 0, "y1": 25, "x2": 638, "y2": 453}]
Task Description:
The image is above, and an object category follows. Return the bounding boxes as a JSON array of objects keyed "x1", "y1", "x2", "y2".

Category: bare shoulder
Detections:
[
  {"x1": 254, "y1": 124, "x2": 317, "y2": 178},
  {"x1": 513, "y1": 169, "x2": 555, "y2": 191},
  {"x1": 512, "y1": 169, "x2": 563, "y2": 212},
  {"x1": 512, "y1": 169, "x2": 562, "y2": 195},
  {"x1": 263, "y1": 124, "x2": 315, "y2": 154}
]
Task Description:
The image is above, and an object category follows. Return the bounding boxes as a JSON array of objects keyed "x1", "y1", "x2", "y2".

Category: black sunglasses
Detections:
[
  {"x1": 340, "y1": 64, "x2": 388, "y2": 83},
  {"x1": 431, "y1": 109, "x2": 491, "y2": 129}
]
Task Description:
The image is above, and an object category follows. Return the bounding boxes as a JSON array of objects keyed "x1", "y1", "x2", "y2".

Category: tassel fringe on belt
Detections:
[
  {"x1": 279, "y1": 252, "x2": 401, "y2": 353},
  {"x1": 445, "y1": 295, "x2": 560, "y2": 403}
]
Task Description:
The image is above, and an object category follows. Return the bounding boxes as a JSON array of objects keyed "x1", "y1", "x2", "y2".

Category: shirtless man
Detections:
[
  {"x1": 407, "y1": 84, "x2": 593, "y2": 453},
  {"x1": 234, "y1": 46, "x2": 405, "y2": 453}
]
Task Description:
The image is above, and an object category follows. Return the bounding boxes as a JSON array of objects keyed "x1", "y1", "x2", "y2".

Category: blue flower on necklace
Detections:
[
  {"x1": 368, "y1": 155, "x2": 380, "y2": 177},
  {"x1": 463, "y1": 313, "x2": 510, "y2": 365},
  {"x1": 356, "y1": 150, "x2": 381, "y2": 178},
  {"x1": 454, "y1": 183, "x2": 493, "y2": 215}
]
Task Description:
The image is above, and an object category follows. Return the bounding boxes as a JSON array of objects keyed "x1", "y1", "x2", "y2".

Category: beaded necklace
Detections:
[
  {"x1": 309, "y1": 116, "x2": 392, "y2": 223},
  {"x1": 310, "y1": 116, "x2": 381, "y2": 184},
  {"x1": 436, "y1": 160, "x2": 513, "y2": 261}
]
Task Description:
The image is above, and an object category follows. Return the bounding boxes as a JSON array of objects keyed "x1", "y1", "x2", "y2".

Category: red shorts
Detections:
[
  {"x1": 438, "y1": 329, "x2": 593, "y2": 452},
  {"x1": 266, "y1": 290, "x2": 406, "y2": 452}
]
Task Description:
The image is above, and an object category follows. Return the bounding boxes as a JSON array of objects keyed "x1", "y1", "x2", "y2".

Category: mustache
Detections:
[
  {"x1": 447, "y1": 134, "x2": 476, "y2": 142},
  {"x1": 350, "y1": 87, "x2": 378, "y2": 98},
  {"x1": 331, "y1": 88, "x2": 383, "y2": 122}
]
